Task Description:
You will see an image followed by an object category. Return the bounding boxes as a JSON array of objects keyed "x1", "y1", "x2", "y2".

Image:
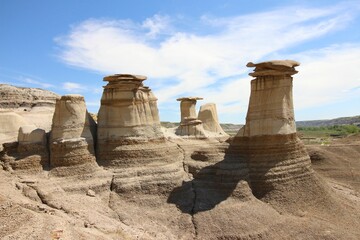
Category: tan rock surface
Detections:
[
  {"x1": 0, "y1": 125, "x2": 48, "y2": 172},
  {"x1": 238, "y1": 60, "x2": 299, "y2": 137},
  {"x1": 176, "y1": 97, "x2": 207, "y2": 138},
  {"x1": 198, "y1": 103, "x2": 228, "y2": 136},
  {"x1": 50, "y1": 94, "x2": 96, "y2": 169},
  {"x1": 233, "y1": 60, "x2": 314, "y2": 198},
  {"x1": 0, "y1": 84, "x2": 58, "y2": 109},
  {"x1": 0, "y1": 111, "x2": 28, "y2": 144},
  {"x1": 0, "y1": 84, "x2": 59, "y2": 144},
  {"x1": 18, "y1": 125, "x2": 46, "y2": 145}
]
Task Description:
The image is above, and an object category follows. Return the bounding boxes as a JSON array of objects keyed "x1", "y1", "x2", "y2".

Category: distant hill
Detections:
[{"x1": 296, "y1": 115, "x2": 360, "y2": 127}]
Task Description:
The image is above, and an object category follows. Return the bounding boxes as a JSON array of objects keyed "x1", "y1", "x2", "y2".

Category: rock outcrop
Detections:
[
  {"x1": 198, "y1": 103, "x2": 228, "y2": 136},
  {"x1": 49, "y1": 94, "x2": 97, "y2": 171},
  {"x1": 0, "y1": 84, "x2": 58, "y2": 109},
  {"x1": 176, "y1": 97, "x2": 207, "y2": 137},
  {"x1": 0, "y1": 84, "x2": 59, "y2": 144},
  {"x1": 233, "y1": 60, "x2": 313, "y2": 198},
  {"x1": 0, "y1": 111, "x2": 28, "y2": 144},
  {"x1": 0, "y1": 125, "x2": 49, "y2": 172}
]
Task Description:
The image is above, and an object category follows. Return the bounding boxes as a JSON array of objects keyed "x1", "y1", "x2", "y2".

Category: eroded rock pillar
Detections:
[
  {"x1": 234, "y1": 60, "x2": 313, "y2": 198},
  {"x1": 176, "y1": 97, "x2": 206, "y2": 137},
  {"x1": 50, "y1": 94, "x2": 96, "y2": 168},
  {"x1": 96, "y1": 74, "x2": 185, "y2": 195}
]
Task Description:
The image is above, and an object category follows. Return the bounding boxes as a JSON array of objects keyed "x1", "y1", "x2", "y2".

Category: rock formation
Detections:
[
  {"x1": 0, "y1": 84, "x2": 59, "y2": 144},
  {"x1": 0, "y1": 111, "x2": 28, "y2": 144},
  {"x1": 0, "y1": 84, "x2": 58, "y2": 109},
  {"x1": 176, "y1": 97, "x2": 207, "y2": 137},
  {"x1": 0, "y1": 125, "x2": 49, "y2": 172},
  {"x1": 198, "y1": 103, "x2": 228, "y2": 136},
  {"x1": 234, "y1": 60, "x2": 313, "y2": 198},
  {"x1": 49, "y1": 94, "x2": 96, "y2": 170},
  {"x1": 96, "y1": 74, "x2": 185, "y2": 193},
  {"x1": 1, "y1": 66, "x2": 360, "y2": 240}
]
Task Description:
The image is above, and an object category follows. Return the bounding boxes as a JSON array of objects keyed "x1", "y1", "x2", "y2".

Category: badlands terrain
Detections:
[{"x1": 0, "y1": 60, "x2": 360, "y2": 240}]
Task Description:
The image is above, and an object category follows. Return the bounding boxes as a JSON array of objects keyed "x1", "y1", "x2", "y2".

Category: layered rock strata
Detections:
[
  {"x1": 50, "y1": 94, "x2": 96, "y2": 169},
  {"x1": 234, "y1": 60, "x2": 313, "y2": 198},
  {"x1": 198, "y1": 103, "x2": 228, "y2": 136},
  {"x1": 176, "y1": 97, "x2": 207, "y2": 137},
  {"x1": 0, "y1": 125, "x2": 49, "y2": 171},
  {"x1": 0, "y1": 84, "x2": 59, "y2": 144},
  {"x1": 0, "y1": 84, "x2": 58, "y2": 109},
  {"x1": 97, "y1": 74, "x2": 186, "y2": 194}
]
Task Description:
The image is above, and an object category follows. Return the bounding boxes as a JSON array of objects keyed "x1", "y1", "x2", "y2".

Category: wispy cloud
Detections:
[
  {"x1": 19, "y1": 77, "x2": 54, "y2": 88},
  {"x1": 62, "y1": 82, "x2": 86, "y2": 92},
  {"x1": 55, "y1": 2, "x2": 360, "y2": 122}
]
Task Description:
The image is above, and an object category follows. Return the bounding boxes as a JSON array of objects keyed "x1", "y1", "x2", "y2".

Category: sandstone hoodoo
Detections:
[
  {"x1": 176, "y1": 97, "x2": 207, "y2": 137},
  {"x1": 234, "y1": 60, "x2": 313, "y2": 198},
  {"x1": 97, "y1": 74, "x2": 165, "y2": 165},
  {"x1": 50, "y1": 94, "x2": 96, "y2": 169},
  {"x1": 198, "y1": 103, "x2": 228, "y2": 136},
  {"x1": 96, "y1": 74, "x2": 185, "y2": 194}
]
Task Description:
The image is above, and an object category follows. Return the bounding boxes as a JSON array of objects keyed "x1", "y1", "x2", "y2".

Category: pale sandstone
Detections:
[
  {"x1": 233, "y1": 60, "x2": 313, "y2": 198},
  {"x1": 97, "y1": 74, "x2": 186, "y2": 194},
  {"x1": 238, "y1": 60, "x2": 299, "y2": 137},
  {"x1": 176, "y1": 97, "x2": 207, "y2": 138},
  {"x1": 97, "y1": 74, "x2": 162, "y2": 142},
  {"x1": 0, "y1": 125, "x2": 48, "y2": 172},
  {"x1": 198, "y1": 103, "x2": 228, "y2": 136},
  {"x1": 50, "y1": 94, "x2": 96, "y2": 168},
  {"x1": 0, "y1": 84, "x2": 59, "y2": 144},
  {"x1": 0, "y1": 111, "x2": 28, "y2": 144},
  {"x1": 177, "y1": 97, "x2": 203, "y2": 122},
  {"x1": 18, "y1": 125, "x2": 46, "y2": 145}
]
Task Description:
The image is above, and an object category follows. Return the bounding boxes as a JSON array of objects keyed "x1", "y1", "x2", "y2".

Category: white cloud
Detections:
[
  {"x1": 293, "y1": 44, "x2": 360, "y2": 109},
  {"x1": 19, "y1": 77, "x2": 54, "y2": 88},
  {"x1": 142, "y1": 14, "x2": 171, "y2": 38},
  {"x1": 55, "y1": 2, "x2": 360, "y2": 122},
  {"x1": 62, "y1": 82, "x2": 86, "y2": 92}
]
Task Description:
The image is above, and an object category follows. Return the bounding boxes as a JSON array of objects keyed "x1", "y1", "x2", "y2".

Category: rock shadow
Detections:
[{"x1": 167, "y1": 140, "x2": 250, "y2": 214}]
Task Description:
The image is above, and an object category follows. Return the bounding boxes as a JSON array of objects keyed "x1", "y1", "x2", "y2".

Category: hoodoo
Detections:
[
  {"x1": 176, "y1": 97, "x2": 207, "y2": 137},
  {"x1": 198, "y1": 103, "x2": 227, "y2": 136},
  {"x1": 97, "y1": 74, "x2": 165, "y2": 166},
  {"x1": 96, "y1": 74, "x2": 185, "y2": 194},
  {"x1": 49, "y1": 94, "x2": 96, "y2": 169},
  {"x1": 234, "y1": 60, "x2": 313, "y2": 198}
]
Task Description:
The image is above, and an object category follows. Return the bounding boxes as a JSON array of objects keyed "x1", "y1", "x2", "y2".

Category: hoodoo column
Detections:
[
  {"x1": 235, "y1": 60, "x2": 313, "y2": 198},
  {"x1": 176, "y1": 97, "x2": 206, "y2": 137},
  {"x1": 177, "y1": 97, "x2": 203, "y2": 122}
]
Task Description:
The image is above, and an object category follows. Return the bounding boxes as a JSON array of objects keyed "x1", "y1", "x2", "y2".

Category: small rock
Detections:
[{"x1": 86, "y1": 189, "x2": 96, "y2": 197}]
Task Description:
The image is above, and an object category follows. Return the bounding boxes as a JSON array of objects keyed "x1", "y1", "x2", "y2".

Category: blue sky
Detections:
[{"x1": 1, "y1": 0, "x2": 360, "y2": 123}]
